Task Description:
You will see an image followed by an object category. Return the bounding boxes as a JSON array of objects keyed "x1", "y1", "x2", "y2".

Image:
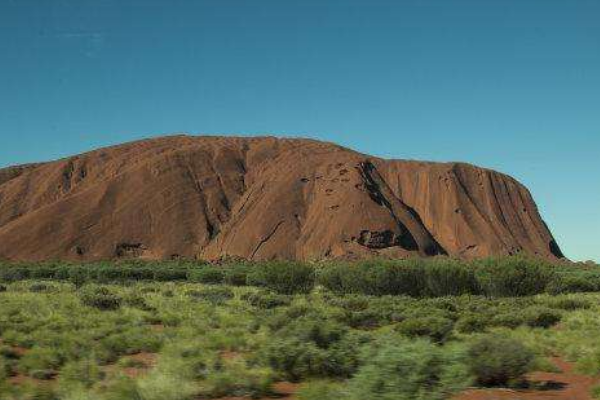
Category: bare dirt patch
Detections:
[{"x1": 455, "y1": 358, "x2": 599, "y2": 400}]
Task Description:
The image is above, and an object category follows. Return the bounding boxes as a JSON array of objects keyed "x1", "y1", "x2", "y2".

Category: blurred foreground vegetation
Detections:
[{"x1": 0, "y1": 256, "x2": 598, "y2": 399}]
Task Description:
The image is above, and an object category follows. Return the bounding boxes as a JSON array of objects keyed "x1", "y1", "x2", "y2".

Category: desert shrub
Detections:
[
  {"x1": 123, "y1": 293, "x2": 155, "y2": 311},
  {"x1": 63, "y1": 266, "x2": 89, "y2": 287},
  {"x1": 475, "y1": 256, "x2": 555, "y2": 297},
  {"x1": 345, "y1": 309, "x2": 382, "y2": 329},
  {"x1": 0, "y1": 384, "x2": 58, "y2": 400},
  {"x1": 424, "y1": 297, "x2": 460, "y2": 314},
  {"x1": 262, "y1": 305, "x2": 314, "y2": 332},
  {"x1": 591, "y1": 384, "x2": 600, "y2": 400},
  {"x1": 522, "y1": 306, "x2": 562, "y2": 328},
  {"x1": 320, "y1": 259, "x2": 484, "y2": 297},
  {"x1": 186, "y1": 286, "x2": 234, "y2": 304},
  {"x1": 0, "y1": 258, "x2": 597, "y2": 297},
  {"x1": 326, "y1": 294, "x2": 371, "y2": 311},
  {"x1": 277, "y1": 316, "x2": 347, "y2": 349},
  {"x1": 28, "y1": 265, "x2": 58, "y2": 280},
  {"x1": 197, "y1": 360, "x2": 273, "y2": 398},
  {"x1": 372, "y1": 260, "x2": 428, "y2": 296},
  {"x1": 79, "y1": 286, "x2": 122, "y2": 310},
  {"x1": 297, "y1": 381, "x2": 344, "y2": 400},
  {"x1": 456, "y1": 313, "x2": 490, "y2": 333},
  {"x1": 263, "y1": 313, "x2": 352, "y2": 380},
  {"x1": 488, "y1": 307, "x2": 561, "y2": 329},
  {"x1": 151, "y1": 267, "x2": 189, "y2": 281},
  {"x1": 346, "y1": 335, "x2": 472, "y2": 400},
  {"x1": 540, "y1": 296, "x2": 591, "y2": 311},
  {"x1": 135, "y1": 367, "x2": 199, "y2": 400},
  {"x1": 318, "y1": 260, "x2": 427, "y2": 297},
  {"x1": 0, "y1": 266, "x2": 30, "y2": 282},
  {"x1": 490, "y1": 312, "x2": 526, "y2": 329},
  {"x1": 261, "y1": 338, "x2": 327, "y2": 381},
  {"x1": 139, "y1": 286, "x2": 160, "y2": 293},
  {"x1": 242, "y1": 291, "x2": 291, "y2": 309},
  {"x1": 223, "y1": 264, "x2": 251, "y2": 286},
  {"x1": 17, "y1": 347, "x2": 63, "y2": 378},
  {"x1": 316, "y1": 263, "x2": 348, "y2": 294},
  {"x1": 247, "y1": 261, "x2": 315, "y2": 294},
  {"x1": 100, "y1": 328, "x2": 162, "y2": 360},
  {"x1": 57, "y1": 358, "x2": 104, "y2": 391},
  {"x1": 571, "y1": 348, "x2": 600, "y2": 375},
  {"x1": 322, "y1": 331, "x2": 371, "y2": 377},
  {"x1": 100, "y1": 376, "x2": 142, "y2": 400},
  {"x1": 395, "y1": 315, "x2": 454, "y2": 342},
  {"x1": 187, "y1": 267, "x2": 225, "y2": 284},
  {"x1": 0, "y1": 344, "x2": 21, "y2": 360},
  {"x1": 424, "y1": 259, "x2": 481, "y2": 296},
  {"x1": 0, "y1": 358, "x2": 9, "y2": 382},
  {"x1": 28, "y1": 283, "x2": 52, "y2": 292},
  {"x1": 547, "y1": 275, "x2": 600, "y2": 294},
  {"x1": 467, "y1": 334, "x2": 535, "y2": 386}
]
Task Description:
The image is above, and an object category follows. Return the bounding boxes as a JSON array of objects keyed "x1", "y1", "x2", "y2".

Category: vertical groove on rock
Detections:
[{"x1": 358, "y1": 160, "x2": 446, "y2": 256}]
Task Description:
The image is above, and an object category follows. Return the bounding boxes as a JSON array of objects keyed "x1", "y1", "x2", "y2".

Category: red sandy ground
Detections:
[{"x1": 455, "y1": 358, "x2": 600, "y2": 400}]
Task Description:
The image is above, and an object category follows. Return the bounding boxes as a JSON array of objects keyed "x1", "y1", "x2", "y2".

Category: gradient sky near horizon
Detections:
[{"x1": 1, "y1": 0, "x2": 599, "y2": 261}]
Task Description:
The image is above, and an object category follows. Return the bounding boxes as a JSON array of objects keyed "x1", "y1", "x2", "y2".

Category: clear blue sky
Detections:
[{"x1": 1, "y1": 0, "x2": 598, "y2": 261}]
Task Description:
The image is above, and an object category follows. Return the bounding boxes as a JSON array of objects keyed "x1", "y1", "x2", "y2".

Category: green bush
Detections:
[
  {"x1": 345, "y1": 309, "x2": 382, "y2": 329},
  {"x1": 317, "y1": 260, "x2": 427, "y2": 297},
  {"x1": 57, "y1": 358, "x2": 104, "y2": 391},
  {"x1": 29, "y1": 283, "x2": 52, "y2": 292},
  {"x1": 79, "y1": 286, "x2": 122, "y2": 310},
  {"x1": 540, "y1": 296, "x2": 591, "y2": 310},
  {"x1": 123, "y1": 293, "x2": 155, "y2": 311},
  {"x1": 247, "y1": 262, "x2": 315, "y2": 294},
  {"x1": 320, "y1": 258, "x2": 482, "y2": 298},
  {"x1": 395, "y1": 316, "x2": 454, "y2": 342},
  {"x1": 263, "y1": 314, "x2": 355, "y2": 380},
  {"x1": 0, "y1": 257, "x2": 597, "y2": 298},
  {"x1": 186, "y1": 286, "x2": 234, "y2": 304},
  {"x1": 490, "y1": 312, "x2": 526, "y2": 329},
  {"x1": 456, "y1": 313, "x2": 490, "y2": 333},
  {"x1": 196, "y1": 360, "x2": 273, "y2": 398},
  {"x1": 591, "y1": 384, "x2": 600, "y2": 400},
  {"x1": 277, "y1": 316, "x2": 347, "y2": 349},
  {"x1": 261, "y1": 338, "x2": 327, "y2": 381},
  {"x1": 100, "y1": 328, "x2": 162, "y2": 360},
  {"x1": 223, "y1": 264, "x2": 251, "y2": 286},
  {"x1": 346, "y1": 336, "x2": 472, "y2": 400},
  {"x1": 467, "y1": 334, "x2": 535, "y2": 386},
  {"x1": 522, "y1": 306, "x2": 562, "y2": 328},
  {"x1": 101, "y1": 376, "x2": 143, "y2": 400},
  {"x1": 424, "y1": 259, "x2": 481, "y2": 296},
  {"x1": 322, "y1": 331, "x2": 371, "y2": 378},
  {"x1": 475, "y1": 256, "x2": 555, "y2": 297},
  {"x1": 547, "y1": 275, "x2": 600, "y2": 294},
  {"x1": 297, "y1": 381, "x2": 344, "y2": 400},
  {"x1": 187, "y1": 267, "x2": 225, "y2": 284},
  {"x1": 242, "y1": 291, "x2": 292, "y2": 309},
  {"x1": 17, "y1": 347, "x2": 63, "y2": 378}
]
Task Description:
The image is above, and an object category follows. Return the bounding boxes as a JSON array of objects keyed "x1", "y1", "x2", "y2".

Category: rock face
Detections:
[{"x1": 0, "y1": 135, "x2": 563, "y2": 261}]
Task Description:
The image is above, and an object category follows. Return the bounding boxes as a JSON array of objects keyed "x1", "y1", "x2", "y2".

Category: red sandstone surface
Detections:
[{"x1": 0, "y1": 135, "x2": 563, "y2": 261}]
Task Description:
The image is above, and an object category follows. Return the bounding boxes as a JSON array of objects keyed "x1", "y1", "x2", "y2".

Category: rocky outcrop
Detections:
[{"x1": 0, "y1": 135, "x2": 563, "y2": 261}]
